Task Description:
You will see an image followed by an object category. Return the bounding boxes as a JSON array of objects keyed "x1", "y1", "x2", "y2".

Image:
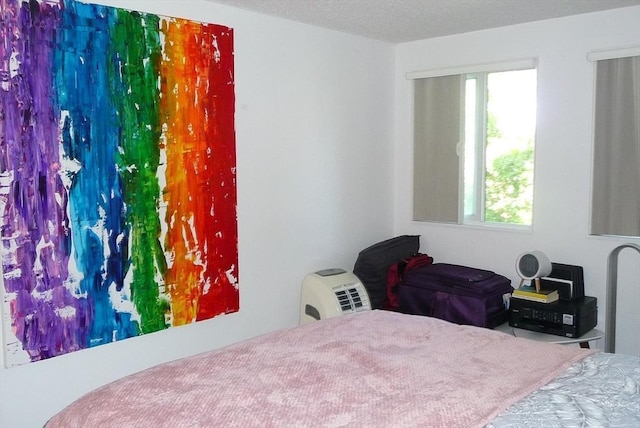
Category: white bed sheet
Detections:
[{"x1": 489, "y1": 351, "x2": 640, "y2": 427}]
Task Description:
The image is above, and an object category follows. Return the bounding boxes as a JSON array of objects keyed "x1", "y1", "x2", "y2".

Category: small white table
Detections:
[{"x1": 495, "y1": 323, "x2": 604, "y2": 349}]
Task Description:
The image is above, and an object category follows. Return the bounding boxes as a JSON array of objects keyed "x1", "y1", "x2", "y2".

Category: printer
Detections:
[{"x1": 509, "y1": 296, "x2": 597, "y2": 338}]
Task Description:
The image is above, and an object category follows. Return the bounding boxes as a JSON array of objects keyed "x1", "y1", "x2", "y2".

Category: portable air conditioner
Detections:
[{"x1": 299, "y1": 268, "x2": 371, "y2": 324}]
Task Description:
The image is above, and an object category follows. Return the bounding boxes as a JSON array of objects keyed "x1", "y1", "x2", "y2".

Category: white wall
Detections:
[
  {"x1": 0, "y1": 1, "x2": 395, "y2": 426},
  {"x1": 394, "y1": 7, "x2": 640, "y2": 354},
  {"x1": 3, "y1": 2, "x2": 639, "y2": 426}
]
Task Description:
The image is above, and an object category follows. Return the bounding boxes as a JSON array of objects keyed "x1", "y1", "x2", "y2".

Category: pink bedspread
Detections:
[{"x1": 47, "y1": 310, "x2": 594, "y2": 428}]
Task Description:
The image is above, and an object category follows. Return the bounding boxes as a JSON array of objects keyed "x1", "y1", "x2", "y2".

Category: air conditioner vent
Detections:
[
  {"x1": 333, "y1": 283, "x2": 369, "y2": 313},
  {"x1": 348, "y1": 287, "x2": 363, "y2": 308}
]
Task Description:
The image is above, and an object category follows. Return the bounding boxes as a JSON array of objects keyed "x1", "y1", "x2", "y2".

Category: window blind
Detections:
[
  {"x1": 413, "y1": 75, "x2": 462, "y2": 222},
  {"x1": 590, "y1": 54, "x2": 640, "y2": 237}
]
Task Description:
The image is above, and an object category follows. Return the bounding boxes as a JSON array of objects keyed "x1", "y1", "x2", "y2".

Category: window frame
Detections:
[
  {"x1": 463, "y1": 72, "x2": 489, "y2": 225},
  {"x1": 408, "y1": 59, "x2": 538, "y2": 228}
]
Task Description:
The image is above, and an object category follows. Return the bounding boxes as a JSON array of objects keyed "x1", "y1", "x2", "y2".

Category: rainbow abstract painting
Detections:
[{"x1": 0, "y1": 0, "x2": 238, "y2": 367}]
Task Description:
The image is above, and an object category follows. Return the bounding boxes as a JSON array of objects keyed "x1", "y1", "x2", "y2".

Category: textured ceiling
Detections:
[{"x1": 205, "y1": 0, "x2": 639, "y2": 43}]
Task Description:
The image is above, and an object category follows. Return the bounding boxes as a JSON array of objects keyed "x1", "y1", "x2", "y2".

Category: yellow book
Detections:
[{"x1": 512, "y1": 286, "x2": 559, "y2": 303}]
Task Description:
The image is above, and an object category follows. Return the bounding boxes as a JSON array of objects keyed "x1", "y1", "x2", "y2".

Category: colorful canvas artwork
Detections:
[{"x1": 0, "y1": 0, "x2": 238, "y2": 367}]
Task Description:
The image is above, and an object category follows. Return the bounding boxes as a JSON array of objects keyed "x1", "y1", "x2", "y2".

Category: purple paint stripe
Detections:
[{"x1": 1, "y1": 0, "x2": 87, "y2": 361}]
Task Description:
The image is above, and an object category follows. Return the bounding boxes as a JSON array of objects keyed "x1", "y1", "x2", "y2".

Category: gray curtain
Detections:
[
  {"x1": 591, "y1": 56, "x2": 640, "y2": 237},
  {"x1": 413, "y1": 75, "x2": 463, "y2": 222}
]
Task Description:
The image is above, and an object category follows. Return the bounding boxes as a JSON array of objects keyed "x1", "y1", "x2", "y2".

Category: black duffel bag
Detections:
[{"x1": 353, "y1": 235, "x2": 420, "y2": 309}]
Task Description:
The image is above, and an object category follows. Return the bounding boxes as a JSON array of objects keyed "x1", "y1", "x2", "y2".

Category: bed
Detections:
[{"x1": 46, "y1": 310, "x2": 639, "y2": 427}]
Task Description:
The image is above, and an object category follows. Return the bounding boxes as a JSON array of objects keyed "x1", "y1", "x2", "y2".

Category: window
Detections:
[
  {"x1": 589, "y1": 51, "x2": 640, "y2": 237},
  {"x1": 411, "y1": 62, "x2": 537, "y2": 227}
]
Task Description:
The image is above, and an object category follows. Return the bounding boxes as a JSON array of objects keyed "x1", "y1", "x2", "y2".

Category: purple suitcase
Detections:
[{"x1": 397, "y1": 263, "x2": 513, "y2": 328}]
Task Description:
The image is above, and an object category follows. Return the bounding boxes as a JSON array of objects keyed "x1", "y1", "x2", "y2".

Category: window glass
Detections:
[{"x1": 482, "y1": 69, "x2": 536, "y2": 225}]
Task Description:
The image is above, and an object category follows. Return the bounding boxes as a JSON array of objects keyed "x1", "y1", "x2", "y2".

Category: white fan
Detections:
[{"x1": 515, "y1": 250, "x2": 552, "y2": 292}]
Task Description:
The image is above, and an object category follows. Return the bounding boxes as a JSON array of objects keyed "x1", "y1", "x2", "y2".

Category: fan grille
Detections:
[{"x1": 518, "y1": 254, "x2": 539, "y2": 277}]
